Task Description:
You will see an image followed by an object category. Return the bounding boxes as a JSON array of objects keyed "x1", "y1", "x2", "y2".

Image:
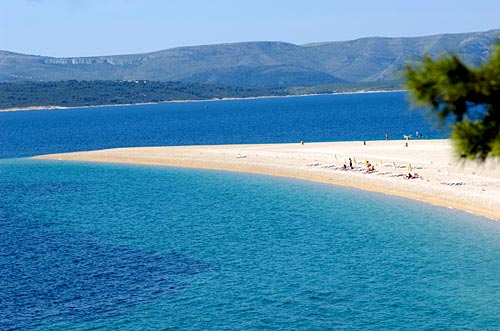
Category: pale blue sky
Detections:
[{"x1": 1, "y1": 0, "x2": 499, "y2": 57}]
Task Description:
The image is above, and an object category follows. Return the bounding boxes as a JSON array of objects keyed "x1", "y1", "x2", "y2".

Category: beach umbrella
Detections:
[{"x1": 407, "y1": 163, "x2": 412, "y2": 172}]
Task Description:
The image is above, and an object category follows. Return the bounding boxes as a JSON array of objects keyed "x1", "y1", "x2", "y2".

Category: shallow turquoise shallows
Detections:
[{"x1": 1, "y1": 159, "x2": 500, "y2": 330}]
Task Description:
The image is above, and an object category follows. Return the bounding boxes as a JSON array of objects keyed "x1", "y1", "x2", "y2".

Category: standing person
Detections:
[
  {"x1": 386, "y1": 132, "x2": 389, "y2": 140},
  {"x1": 349, "y1": 158, "x2": 353, "y2": 169}
]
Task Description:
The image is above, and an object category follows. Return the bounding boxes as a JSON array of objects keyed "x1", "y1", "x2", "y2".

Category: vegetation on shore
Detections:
[
  {"x1": 405, "y1": 45, "x2": 500, "y2": 160},
  {"x1": 0, "y1": 80, "x2": 283, "y2": 109},
  {"x1": 0, "y1": 80, "x2": 403, "y2": 110}
]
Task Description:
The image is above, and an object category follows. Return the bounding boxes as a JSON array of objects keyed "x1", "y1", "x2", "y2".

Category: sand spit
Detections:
[{"x1": 34, "y1": 140, "x2": 500, "y2": 220}]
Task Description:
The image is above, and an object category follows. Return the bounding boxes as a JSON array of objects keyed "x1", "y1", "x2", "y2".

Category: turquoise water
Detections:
[{"x1": 2, "y1": 159, "x2": 500, "y2": 330}]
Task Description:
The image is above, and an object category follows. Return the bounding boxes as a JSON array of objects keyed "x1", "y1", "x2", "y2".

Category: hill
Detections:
[{"x1": 1, "y1": 30, "x2": 498, "y2": 86}]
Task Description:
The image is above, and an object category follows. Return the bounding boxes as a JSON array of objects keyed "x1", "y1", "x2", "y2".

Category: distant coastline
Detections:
[{"x1": 0, "y1": 89, "x2": 406, "y2": 113}]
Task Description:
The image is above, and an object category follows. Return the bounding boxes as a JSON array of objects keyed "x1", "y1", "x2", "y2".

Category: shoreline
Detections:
[
  {"x1": 0, "y1": 90, "x2": 405, "y2": 113},
  {"x1": 34, "y1": 140, "x2": 500, "y2": 220}
]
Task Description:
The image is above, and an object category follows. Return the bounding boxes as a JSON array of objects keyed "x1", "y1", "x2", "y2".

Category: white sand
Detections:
[{"x1": 34, "y1": 139, "x2": 500, "y2": 220}]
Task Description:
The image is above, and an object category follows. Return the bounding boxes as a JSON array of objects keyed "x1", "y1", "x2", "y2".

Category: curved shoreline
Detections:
[{"x1": 33, "y1": 140, "x2": 500, "y2": 220}]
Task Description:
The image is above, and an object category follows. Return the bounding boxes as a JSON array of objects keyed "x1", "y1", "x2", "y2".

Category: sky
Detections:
[{"x1": 1, "y1": 0, "x2": 499, "y2": 57}]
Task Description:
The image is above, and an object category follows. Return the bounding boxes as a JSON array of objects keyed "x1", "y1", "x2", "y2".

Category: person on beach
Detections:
[
  {"x1": 386, "y1": 132, "x2": 389, "y2": 140},
  {"x1": 349, "y1": 158, "x2": 353, "y2": 169},
  {"x1": 365, "y1": 161, "x2": 375, "y2": 173}
]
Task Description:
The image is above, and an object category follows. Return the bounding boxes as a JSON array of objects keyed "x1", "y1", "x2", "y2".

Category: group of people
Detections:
[
  {"x1": 341, "y1": 157, "x2": 354, "y2": 170},
  {"x1": 365, "y1": 160, "x2": 376, "y2": 173},
  {"x1": 337, "y1": 156, "x2": 421, "y2": 179},
  {"x1": 340, "y1": 158, "x2": 375, "y2": 173},
  {"x1": 406, "y1": 172, "x2": 419, "y2": 179},
  {"x1": 386, "y1": 131, "x2": 425, "y2": 141}
]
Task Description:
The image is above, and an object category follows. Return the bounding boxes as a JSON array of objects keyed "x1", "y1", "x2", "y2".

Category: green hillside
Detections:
[
  {"x1": 0, "y1": 80, "x2": 406, "y2": 110},
  {"x1": 0, "y1": 80, "x2": 285, "y2": 110},
  {"x1": 1, "y1": 30, "x2": 498, "y2": 86}
]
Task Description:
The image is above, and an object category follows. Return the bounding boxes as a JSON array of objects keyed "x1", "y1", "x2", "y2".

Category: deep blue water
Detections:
[
  {"x1": 0, "y1": 92, "x2": 446, "y2": 159},
  {"x1": 1, "y1": 160, "x2": 500, "y2": 330},
  {"x1": 3, "y1": 93, "x2": 498, "y2": 330}
]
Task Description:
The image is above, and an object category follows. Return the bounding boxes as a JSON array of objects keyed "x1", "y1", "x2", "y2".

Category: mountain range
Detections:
[{"x1": 1, "y1": 29, "x2": 498, "y2": 87}]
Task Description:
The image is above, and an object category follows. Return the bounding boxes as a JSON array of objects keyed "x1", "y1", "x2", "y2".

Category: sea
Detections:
[{"x1": 2, "y1": 92, "x2": 500, "y2": 330}]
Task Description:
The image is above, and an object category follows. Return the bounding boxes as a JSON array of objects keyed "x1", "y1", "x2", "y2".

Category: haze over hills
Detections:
[{"x1": 0, "y1": 29, "x2": 498, "y2": 87}]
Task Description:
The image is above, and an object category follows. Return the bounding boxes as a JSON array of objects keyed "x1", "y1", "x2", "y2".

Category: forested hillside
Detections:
[
  {"x1": 0, "y1": 80, "x2": 403, "y2": 110},
  {"x1": 1, "y1": 30, "x2": 498, "y2": 86}
]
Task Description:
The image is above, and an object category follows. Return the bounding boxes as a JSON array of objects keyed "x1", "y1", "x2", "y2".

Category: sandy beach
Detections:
[{"x1": 34, "y1": 139, "x2": 500, "y2": 220}]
